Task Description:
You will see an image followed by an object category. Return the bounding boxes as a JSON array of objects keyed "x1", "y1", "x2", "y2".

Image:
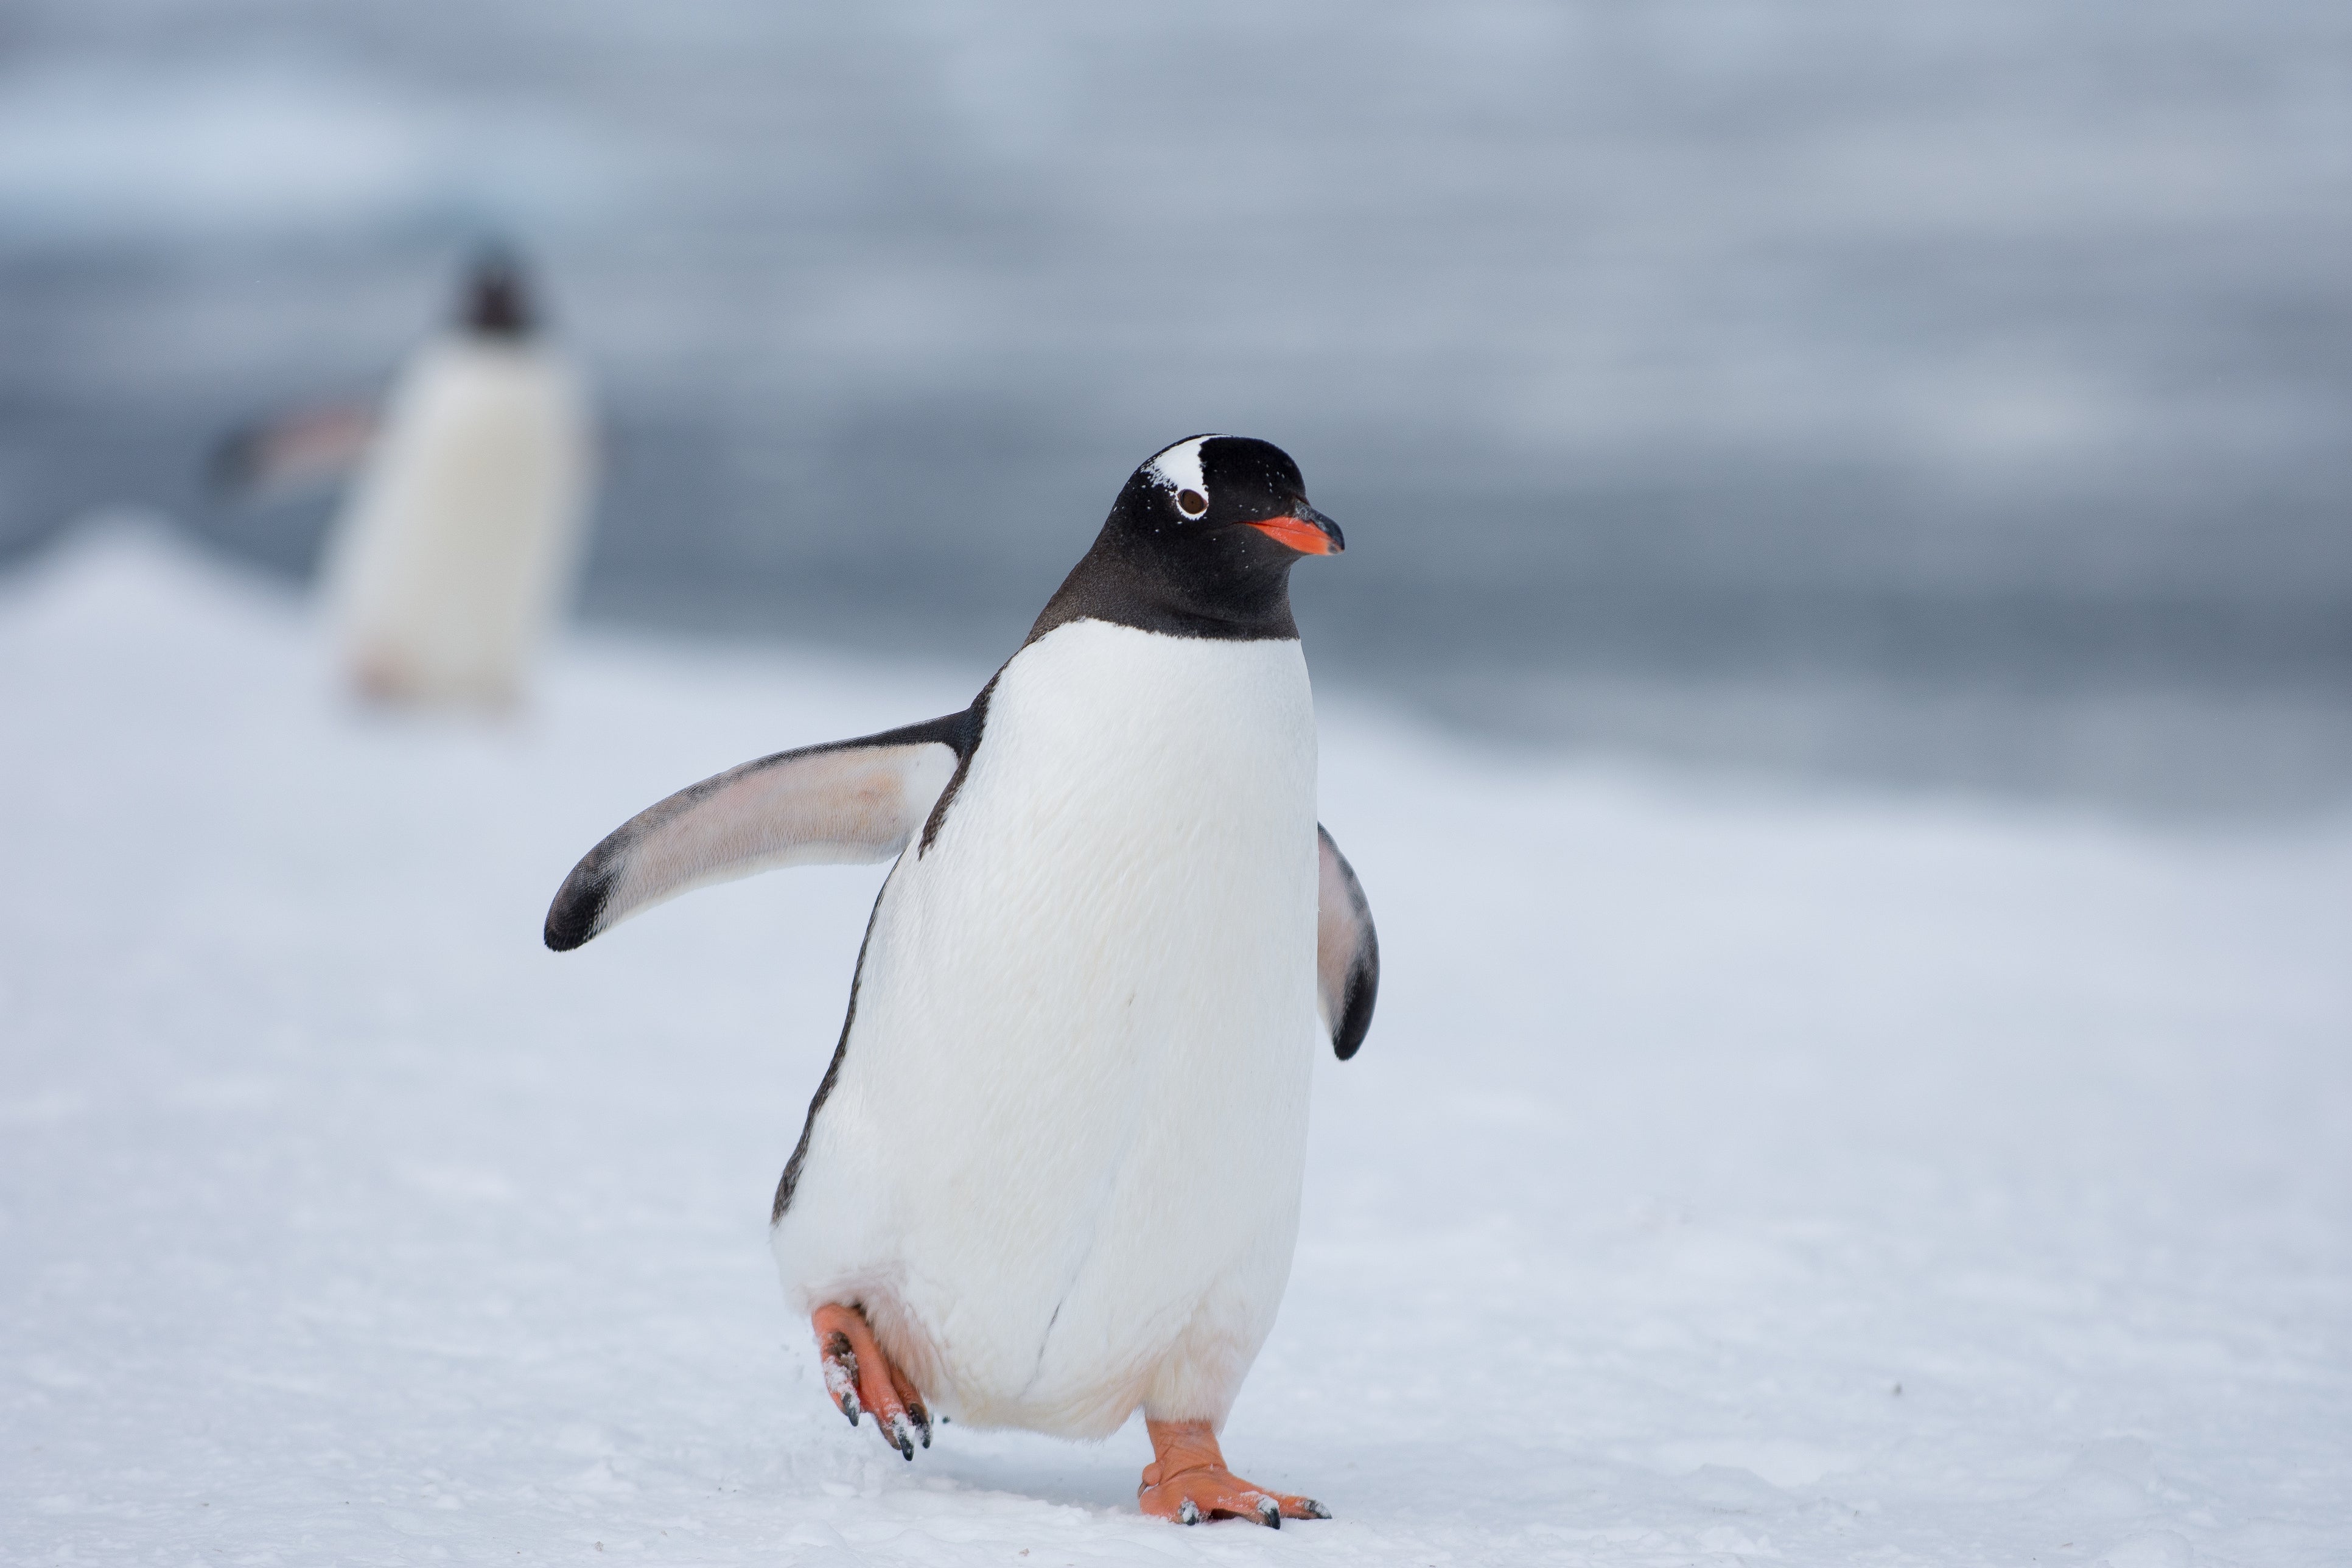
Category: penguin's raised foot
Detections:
[
  {"x1": 1136, "y1": 1418, "x2": 1329, "y2": 1528},
  {"x1": 812, "y1": 1303, "x2": 929, "y2": 1460}
]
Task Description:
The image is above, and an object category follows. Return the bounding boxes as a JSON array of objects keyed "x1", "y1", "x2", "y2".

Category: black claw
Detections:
[
  {"x1": 1261, "y1": 1498, "x2": 1281, "y2": 1530},
  {"x1": 824, "y1": 1334, "x2": 861, "y2": 1426},
  {"x1": 909, "y1": 1404, "x2": 932, "y2": 1448},
  {"x1": 1300, "y1": 1499, "x2": 1331, "y2": 1520},
  {"x1": 1178, "y1": 1499, "x2": 1200, "y2": 1525}
]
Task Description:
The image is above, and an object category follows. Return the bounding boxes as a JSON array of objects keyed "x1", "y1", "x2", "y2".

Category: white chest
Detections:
[
  {"x1": 887, "y1": 623, "x2": 1321, "y2": 1063},
  {"x1": 945, "y1": 620, "x2": 1317, "y2": 892},
  {"x1": 323, "y1": 339, "x2": 591, "y2": 699}
]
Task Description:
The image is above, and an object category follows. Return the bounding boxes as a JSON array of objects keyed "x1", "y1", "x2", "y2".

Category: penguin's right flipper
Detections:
[
  {"x1": 208, "y1": 401, "x2": 380, "y2": 499},
  {"x1": 1315, "y1": 825, "x2": 1379, "y2": 1060},
  {"x1": 544, "y1": 711, "x2": 978, "y2": 951}
]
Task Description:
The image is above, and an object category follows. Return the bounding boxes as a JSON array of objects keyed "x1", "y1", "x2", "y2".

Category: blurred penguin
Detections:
[{"x1": 219, "y1": 251, "x2": 595, "y2": 709}]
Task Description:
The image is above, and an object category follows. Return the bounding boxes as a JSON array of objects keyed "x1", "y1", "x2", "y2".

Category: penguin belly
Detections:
[
  {"x1": 321, "y1": 340, "x2": 591, "y2": 706},
  {"x1": 772, "y1": 621, "x2": 1321, "y2": 1438}
]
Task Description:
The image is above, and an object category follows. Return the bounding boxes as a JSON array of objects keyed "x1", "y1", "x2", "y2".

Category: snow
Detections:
[{"x1": 4, "y1": 520, "x2": 2349, "y2": 1566}]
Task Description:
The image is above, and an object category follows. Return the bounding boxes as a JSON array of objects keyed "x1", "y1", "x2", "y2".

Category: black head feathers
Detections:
[
  {"x1": 1027, "y1": 436, "x2": 1343, "y2": 645},
  {"x1": 459, "y1": 249, "x2": 535, "y2": 340}
]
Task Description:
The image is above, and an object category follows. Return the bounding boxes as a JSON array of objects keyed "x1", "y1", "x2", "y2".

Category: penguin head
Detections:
[
  {"x1": 458, "y1": 248, "x2": 535, "y2": 340},
  {"x1": 1110, "y1": 435, "x2": 1344, "y2": 562},
  {"x1": 1031, "y1": 435, "x2": 1343, "y2": 642}
]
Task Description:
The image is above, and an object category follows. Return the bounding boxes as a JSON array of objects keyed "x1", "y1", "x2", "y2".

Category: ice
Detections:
[{"x1": 3, "y1": 520, "x2": 2348, "y2": 1564}]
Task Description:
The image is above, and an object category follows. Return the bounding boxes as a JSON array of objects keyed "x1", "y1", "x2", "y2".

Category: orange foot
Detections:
[
  {"x1": 1136, "y1": 1418, "x2": 1330, "y2": 1527},
  {"x1": 812, "y1": 1302, "x2": 931, "y2": 1460}
]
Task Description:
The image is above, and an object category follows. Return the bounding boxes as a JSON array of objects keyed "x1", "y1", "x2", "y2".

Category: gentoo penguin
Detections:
[
  {"x1": 223, "y1": 251, "x2": 595, "y2": 707},
  {"x1": 543, "y1": 436, "x2": 1379, "y2": 1527}
]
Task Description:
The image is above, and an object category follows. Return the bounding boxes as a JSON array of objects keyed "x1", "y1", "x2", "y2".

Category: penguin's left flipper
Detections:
[
  {"x1": 544, "y1": 710, "x2": 979, "y2": 951},
  {"x1": 1316, "y1": 825, "x2": 1379, "y2": 1060},
  {"x1": 209, "y1": 401, "x2": 380, "y2": 499}
]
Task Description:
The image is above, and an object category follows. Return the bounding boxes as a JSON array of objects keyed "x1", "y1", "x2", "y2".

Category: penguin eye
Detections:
[{"x1": 1176, "y1": 488, "x2": 1208, "y2": 519}]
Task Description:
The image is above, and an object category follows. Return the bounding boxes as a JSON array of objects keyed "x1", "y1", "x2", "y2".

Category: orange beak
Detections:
[{"x1": 1243, "y1": 503, "x2": 1345, "y2": 555}]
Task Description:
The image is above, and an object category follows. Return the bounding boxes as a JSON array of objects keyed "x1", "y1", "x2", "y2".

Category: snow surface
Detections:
[{"x1": 4, "y1": 523, "x2": 2349, "y2": 1566}]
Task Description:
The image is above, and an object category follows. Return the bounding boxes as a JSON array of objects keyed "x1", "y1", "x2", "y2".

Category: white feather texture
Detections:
[
  {"x1": 320, "y1": 335, "x2": 592, "y2": 705},
  {"x1": 772, "y1": 620, "x2": 1321, "y2": 1438},
  {"x1": 1143, "y1": 435, "x2": 1212, "y2": 500}
]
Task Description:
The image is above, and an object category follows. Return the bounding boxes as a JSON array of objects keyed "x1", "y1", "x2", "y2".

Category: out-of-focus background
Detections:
[{"x1": 5, "y1": 0, "x2": 2347, "y2": 811}]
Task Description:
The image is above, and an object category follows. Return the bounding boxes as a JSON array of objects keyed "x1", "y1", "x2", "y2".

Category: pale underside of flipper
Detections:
[
  {"x1": 543, "y1": 712, "x2": 976, "y2": 951},
  {"x1": 209, "y1": 401, "x2": 382, "y2": 500},
  {"x1": 1315, "y1": 825, "x2": 1379, "y2": 1060}
]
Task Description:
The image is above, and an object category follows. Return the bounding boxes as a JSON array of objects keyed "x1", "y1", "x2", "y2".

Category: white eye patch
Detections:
[{"x1": 1145, "y1": 435, "x2": 1216, "y2": 517}]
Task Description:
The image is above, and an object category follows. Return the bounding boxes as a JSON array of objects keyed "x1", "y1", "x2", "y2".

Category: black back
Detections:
[{"x1": 1025, "y1": 435, "x2": 1340, "y2": 645}]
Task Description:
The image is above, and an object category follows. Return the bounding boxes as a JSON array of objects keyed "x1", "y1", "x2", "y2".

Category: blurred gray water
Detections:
[{"x1": 2, "y1": 0, "x2": 2347, "y2": 812}]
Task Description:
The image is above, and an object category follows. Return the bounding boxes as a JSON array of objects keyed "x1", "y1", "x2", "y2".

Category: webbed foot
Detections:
[
  {"x1": 812, "y1": 1302, "x2": 930, "y2": 1460},
  {"x1": 1136, "y1": 1418, "x2": 1328, "y2": 1527}
]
